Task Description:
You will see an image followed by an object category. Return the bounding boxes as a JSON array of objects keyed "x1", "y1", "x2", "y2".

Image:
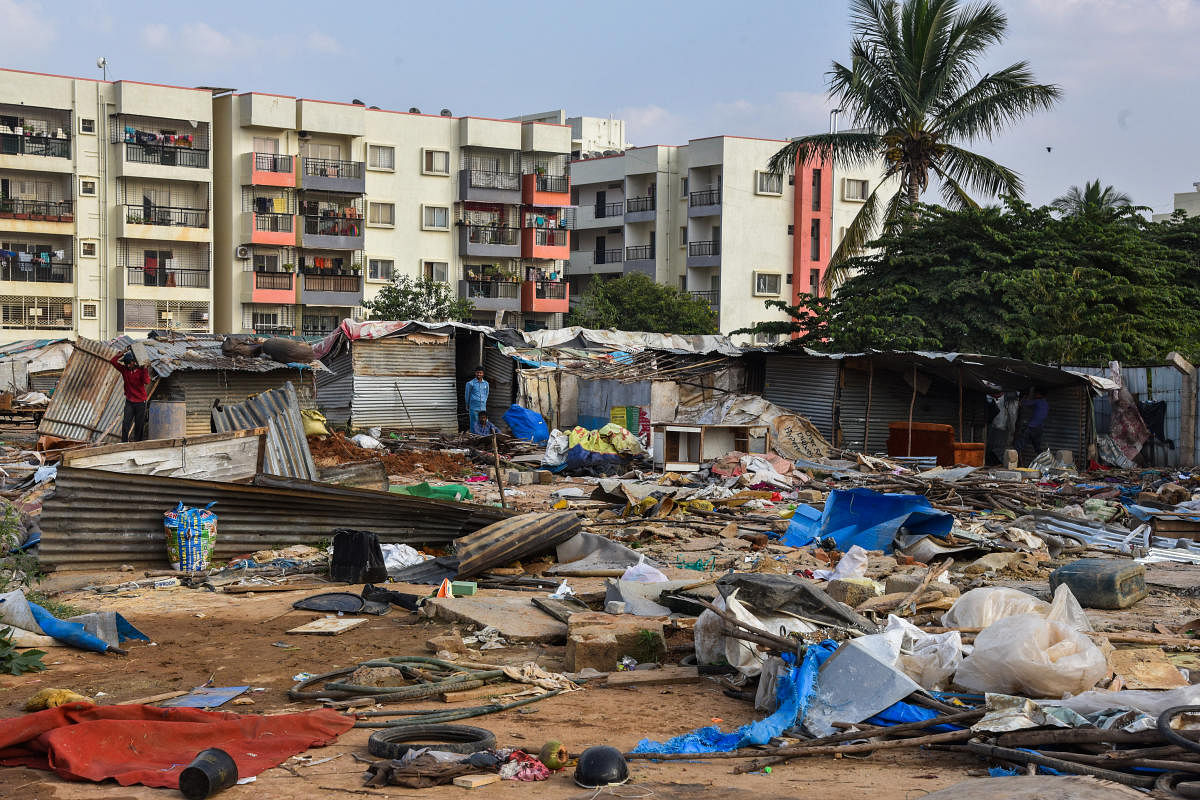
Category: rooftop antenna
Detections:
[{"x1": 96, "y1": 57, "x2": 108, "y2": 81}]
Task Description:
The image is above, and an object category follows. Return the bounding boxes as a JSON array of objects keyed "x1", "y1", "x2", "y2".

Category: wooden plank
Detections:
[
  {"x1": 61, "y1": 428, "x2": 268, "y2": 461},
  {"x1": 62, "y1": 428, "x2": 268, "y2": 482},
  {"x1": 222, "y1": 583, "x2": 334, "y2": 594},
  {"x1": 286, "y1": 617, "x2": 367, "y2": 636},
  {"x1": 604, "y1": 666, "x2": 704, "y2": 687},
  {"x1": 531, "y1": 596, "x2": 589, "y2": 624},
  {"x1": 115, "y1": 690, "x2": 189, "y2": 706},
  {"x1": 453, "y1": 774, "x2": 501, "y2": 789}
]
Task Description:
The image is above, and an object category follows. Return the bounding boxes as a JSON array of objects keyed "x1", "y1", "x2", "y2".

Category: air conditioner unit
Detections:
[
  {"x1": 235, "y1": 245, "x2": 251, "y2": 259},
  {"x1": 198, "y1": 311, "x2": 210, "y2": 321}
]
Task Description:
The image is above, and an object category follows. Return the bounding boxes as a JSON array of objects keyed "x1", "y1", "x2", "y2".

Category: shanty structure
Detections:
[{"x1": 0, "y1": 339, "x2": 72, "y2": 394}]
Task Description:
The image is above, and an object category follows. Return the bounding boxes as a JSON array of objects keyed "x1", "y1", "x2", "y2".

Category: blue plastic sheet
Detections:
[
  {"x1": 780, "y1": 504, "x2": 822, "y2": 546},
  {"x1": 27, "y1": 602, "x2": 149, "y2": 653},
  {"x1": 782, "y1": 488, "x2": 954, "y2": 553},
  {"x1": 502, "y1": 404, "x2": 549, "y2": 444},
  {"x1": 864, "y1": 700, "x2": 959, "y2": 733}
]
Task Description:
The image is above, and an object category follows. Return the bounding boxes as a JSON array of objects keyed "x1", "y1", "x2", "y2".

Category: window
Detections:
[
  {"x1": 787, "y1": 224, "x2": 794, "y2": 235},
  {"x1": 423, "y1": 148, "x2": 450, "y2": 175},
  {"x1": 79, "y1": 179, "x2": 97, "y2": 197},
  {"x1": 680, "y1": 177, "x2": 689, "y2": 197},
  {"x1": 368, "y1": 202, "x2": 395, "y2": 226},
  {"x1": 80, "y1": 240, "x2": 98, "y2": 258},
  {"x1": 811, "y1": 169, "x2": 822, "y2": 210},
  {"x1": 253, "y1": 253, "x2": 279, "y2": 272},
  {"x1": 680, "y1": 226, "x2": 687, "y2": 247},
  {"x1": 79, "y1": 118, "x2": 95, "y2": 134},
  {"x1": 80, "y1": 301, "x2": 98, "y2": 319},
  {"x1": 368, "y1": 144, "x2": 395, "y2": 171},
  {"x1": 756, "y1": 171, "x2": 783, "y2": 195},
  {"x1": 810, "y1": 219, "x2": 821, "y2": 261},
  {"x1": 422, "y1": 205, "x2": 450, "y2": 230},
  {"x1": 253, "y1": 137, "x2": 279, "y2": 154},
  {"x1": 810, "y1": 268, "x2": 821, "y2": 298},
  {"x1": 844, "y1": 178, "x2": 869, "y2": 201},
  {"x1": 300, "y1": 142, "x2": 341, "y2": 161},
  {"x1": 753, "y1": 271, "x2": 782, "y2": 296},
  {"x1": 422, "y1": 260, "x2": 449, "y2": 282},
  {"x1": 368, "y1": 258, "x2": 394, "y2": 281}
]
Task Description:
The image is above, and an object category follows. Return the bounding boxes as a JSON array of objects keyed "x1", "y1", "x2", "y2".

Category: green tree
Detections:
[
  {"x1": 361, "y1": 274, "x2": 474, "y2": 322},
  {"x1": 566, "y1": 273, "x2": 718, "y2": 334},
  {"x1": 1051, "y1": 179, "x2": 1135, "y2": 219},
  {"x1": 770, "y1": 0, "x2": 1060, "y2": 285}
]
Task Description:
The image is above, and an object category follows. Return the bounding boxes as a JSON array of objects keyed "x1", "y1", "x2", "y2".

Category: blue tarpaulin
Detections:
[
  {"x1": 503, "y1": 404, "x2": 549, "y2": 444},
  {"x1": 781, "y1": 488, "x2": 954, "y2": 553},
  {"x1": 27, "y1": 603, "x2": 149, "y2": 653}
]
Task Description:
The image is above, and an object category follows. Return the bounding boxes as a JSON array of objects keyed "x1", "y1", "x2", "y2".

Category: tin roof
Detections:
[{"x1": 112, "y1": 334, "x2": 327, "y2": 378}]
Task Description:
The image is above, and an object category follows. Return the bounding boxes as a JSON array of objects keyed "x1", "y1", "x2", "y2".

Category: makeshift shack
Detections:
[{"x1": 0, "y1": 339, "x2": 72, "y2": 395}]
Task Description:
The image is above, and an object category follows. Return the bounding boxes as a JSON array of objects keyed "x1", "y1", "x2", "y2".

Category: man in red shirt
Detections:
[{"x1": 110, "y1": 350, "x2": 151, "y2": 442}]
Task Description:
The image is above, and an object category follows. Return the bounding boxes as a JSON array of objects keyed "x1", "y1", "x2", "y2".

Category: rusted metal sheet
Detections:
[
  {"x1": 40, "y1": 467, "x2": 512, "y2": 570},
  {"x1": 211, "y1": 381, "x2": 318, "y2": 480},
  {"x1": 315, "y1": 346, "x2": 354, "y2": 425},
  {"x1": 60, "y1": 428, "x2": 267, "y2": 482},
  {"x1": 316, "y1": 460, "x2": 389, "y2": 491},
  {"x1": 351, "y1": 336, "x2": 453, "y2": 377},
  {"x1": 346, "y1": 337, "x2": 457, "y2": 431},
  {"x1": 167, "y1": 371, "x2": 316, "y2": 438},
  {"x1": 454, "y1": 512, "x2": 583, "y2": 578},
  {"x1": 37, "y1": 338, "x2": 125, "y2": 443}
]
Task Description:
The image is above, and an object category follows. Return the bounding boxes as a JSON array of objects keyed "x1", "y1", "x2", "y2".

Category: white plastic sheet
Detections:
[
  {"x1": 620, "y1": 555, "x2": 669, "y2": 584},
  {"x1": 954, "y1": 614, "x2": 1107, "y2": 698},
  {"x1": 812, "y1": 545, "x2": 869, "y2": 582}
]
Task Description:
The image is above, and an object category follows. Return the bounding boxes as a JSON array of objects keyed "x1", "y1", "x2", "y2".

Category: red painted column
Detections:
[{"x1": 791, "y1": 151, "x2": 834, "y2": 321}]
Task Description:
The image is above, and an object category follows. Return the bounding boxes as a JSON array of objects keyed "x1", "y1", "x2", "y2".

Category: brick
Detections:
[
  {"x1": 826, "y1": 579, "x2": 878, "y2": 608},
  {"x1": 565, "y1": 612, "x2": 667, "y2": 672}
]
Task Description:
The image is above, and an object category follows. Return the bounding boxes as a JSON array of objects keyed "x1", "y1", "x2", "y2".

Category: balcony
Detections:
[
  {"x1": 521, "y1": 227, "x2": 569, "y2": 260},
  {"x1": 522, "y1": 173, "x2": 571, "y2": 207},
  {"x1": 595, "y1": 248, "x2": 623, "y2": 265},
  {"x1": 690, "y1": 289, "x2": 720, "y2": 310},
  {"x1": 121, "y1": 141, "x2": 208, "y2": 173},
  {"x1": 458, "y1": 224, "x2": 520, "y2": 259},
  {"x1": 0, "y1": 260, "x2": 72, "y2": 285},
  {"x1": 299, "y1": 272, "x2": 363, "y2": 307},
  {"x1": 120, "y1": 205, "x2": 211, "y2": 242},
  {"x1": 126, "y1": 267, "x2": 210, "y2": 289},
  {"x1": 521, "y1": 280, "x2": 569, "y2": 314},
  {"x1": 459, "y1": 279, "x2": 521, "y2": 312},
  {"x1": 298, "y1": 157, "x2": 364, "y2": 194},
  {"x1": 242, "y1": 270, "x2": 296, "y2": 304},
  {"x1": 246, "y1": 212, "x2": 296, "y2": 246},
  {"x1": 688, "y1": 239, "x2": 721, "y2": 268},
  {"x1": 0, "y1": 199, "x2": 74, "y2": 234},
  {"x1": 625, "y1": 195, "x2": 656, "y2": 223},
  {"x1": 0, "y1": 132, "x2": 71, "y2": 171},
  {"x1": 247, "y1": 152, "x2": 296, "y2": 187},
  {"x1": 458, "y1": 169, "x2": 522, "y2": 204},
  {"x1": 689, "y1": 187, "x2": 722, "y2": 217},
  {"x1": 300, "y1": 214, "x2": 364, "y2": 250}
]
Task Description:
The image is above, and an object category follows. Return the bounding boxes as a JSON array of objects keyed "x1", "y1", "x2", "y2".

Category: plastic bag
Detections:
[
  {"x1": 885, "y1": 615, "x2": 962, "y2": 691},
  {"x1": 621, "y1": 555, "x2": 668, "y2": 584},
  {"x1": 301, "y1": 409, "x2": 329, "y2": 436},
  {"x1": 542, "y1": 429, "x2": 569, "y2": 467},
  {"x1": 693, "y1": 598, "x2": 727, "y2": 666},
  {"x1": 942, "y1": 587, "x2": 1049, "y2": 629},
  {"x1": 953, "y1": 614, "x2": 1107, "y2": 698},
  {"x1": 350, "y1": 433, "x2": 384, "y2": 450},
  {"x1": 812, "y1": 544, "x2": 869, "y2": 582},
  {"x1": 1050, "y1": 684, "x2": 1200, "y2": 718}
]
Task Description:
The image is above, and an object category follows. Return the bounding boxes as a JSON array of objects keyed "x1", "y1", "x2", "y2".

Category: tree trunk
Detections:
[{"x1": 907, "y1": 170, "x2": 921, "y2": 207}]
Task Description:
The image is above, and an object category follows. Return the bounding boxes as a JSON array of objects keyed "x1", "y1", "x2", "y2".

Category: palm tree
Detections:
[
  {"x1": 1051, "y1": 180, "x2": 1133, "y2": 218},
  {"x1": 770, "y1": 0, "x2": 1060, "y2": 285}
]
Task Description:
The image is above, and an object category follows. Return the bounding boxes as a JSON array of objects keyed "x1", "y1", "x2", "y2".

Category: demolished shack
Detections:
[{"x1": 0, "y1": 338, "x2": 72, "y2": 395}]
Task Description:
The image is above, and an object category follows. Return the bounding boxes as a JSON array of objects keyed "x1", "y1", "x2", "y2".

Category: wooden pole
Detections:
[
  {"x1": 957, "y1": 367, "x2": 964, "y2": 443},
  {"x1": 491, "y1": 432, "x2": 507, "y2": 510},
  {"x1": 907, "y1": 365, "x2": 917, "y2": 457},
  {"x1": 864, "y1": 361, "x2": 874, "y2": 454}
]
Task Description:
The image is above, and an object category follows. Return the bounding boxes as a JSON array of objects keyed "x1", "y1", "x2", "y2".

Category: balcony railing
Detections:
[
  {"x1": 303, "y1": 215, "x2": 362, "y2": 237},
  {"x1": 689, "y1": 188, "x2": 721, "y2": 206},
  {"x1": 466, "y1": 280, "x2": 520, "y2": 299},
  {"x1": 0, "y1": 133, "x2": 70, "y2": 159},
  {"x1": 690, "y1": 290, "x2": 720, "y2": 307},
  {"x1": 594, "y1": 248, "x2": 623, "y2": 264},
  {"x1": 301, "y1": 157, "x2": 363, "y2": 180},
  {"x1": 255, "y1": 152, "x2": 292, "y2": 172},
  {"x1": 533, "y1": 228, "x2": 567, "y2": 247},
  {"x1": 534, "y1": 174, "x2": 568, "y2": 193},
  {"x1": 467, "y1": 170, "x2": 520, "y2": 190},
  {"x1": 626, "y1": 196, "x2": 654, "y2": 213},
  {"x1": 255, "y1": 213, "x2": 294, "y2": 233},
  {"x1": 535, "y1": 281, "x2": 567, "y2": 300},
  {"x1": 465, "y1": 225, "x2": 519, "y2": 245},
  {"x1": 303, "y1": 274, "x2": 361, "y2": 293},
  {"x1": 302, "y1": 321, "x2": 340, "y2": 337},
  {"x1": 0, "y1": 199, "x2": 73, "y2": 219},
  {"x1": 124, "y1": 142, "x2": 209, "y2": 169},
  {"x1": 689, "y1": 240, "x2": 720, "y2": 257},
  {"x1": 594, "y1": 201, "x2": 624, "y2": 219},
  {"x1": 0, "y1": 262, "x2": 72, "y2": 283},
  {"x1": 126, "y1": 267, "x2": 210, "y2": 288},
  {"x1": 254, "y1": 271, "x2": 293, "y2": 290},
  {"x1": 626, "y1": 244, "x2": 654, "y2": 260},
  {"x1": 125, "y1": 205, "x2": 209, "y2": 228}
]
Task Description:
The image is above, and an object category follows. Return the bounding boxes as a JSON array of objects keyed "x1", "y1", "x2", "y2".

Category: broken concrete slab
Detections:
[
  {"x1": 424, "y1": 591, "x2": 568, "y2": 644},
  {"x1": 566, "y1": 611, "x2": 667, "y2": 672}
]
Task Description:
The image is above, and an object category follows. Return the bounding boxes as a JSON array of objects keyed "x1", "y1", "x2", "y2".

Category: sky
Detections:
[{"x1": 3, "y1": 0, "x2": 1196, "y2": 213}]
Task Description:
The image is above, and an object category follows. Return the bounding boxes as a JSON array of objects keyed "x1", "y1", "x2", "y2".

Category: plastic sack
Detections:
[
  {"x1": 503, "y1": 404, "x2": 549, "y2": 444},
  {"x1": 942, "y1": 585, "x2": 1091, "y2": 632},
  {"x1": 301, "y1": 409, "x2": 330, "y2": 436},
  {"x1": 350, "y1": 433, "x2": 384, "y2": 450},
  {"x1": 885, "y1": 615, "x2": 962, "y2": 691},
  {"x1": 621, "y1": 555, "x2": 669, "y2": 584},
  {"x1": 163, "y1": 501, "x2": 217, "y2": 571},
  {"x1": 953, "y1": 614, "x2": 1108, "y2": 698},
  {"x1": 812, "y1": 544, "x2": 869, "y2": 582},
  {"x1": 693, "y1": 597, "x2": 727, "y2": 666},
  {"x1": 542, "y1": 429, "x2": 569, "y2": 467}
]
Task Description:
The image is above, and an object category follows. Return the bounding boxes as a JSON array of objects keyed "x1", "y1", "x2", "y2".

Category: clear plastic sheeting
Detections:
[{"x1": 953, "y1": 614, "x2": 1107, "y2": 698}]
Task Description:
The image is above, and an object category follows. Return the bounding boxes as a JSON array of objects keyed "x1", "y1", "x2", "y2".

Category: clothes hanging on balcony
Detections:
[
  {"x1": 254, "y1": 197, "x2": 271, "y2": 214},
  {"x1": 272, "y1": 197, "x2": 287, "y2": 213}
]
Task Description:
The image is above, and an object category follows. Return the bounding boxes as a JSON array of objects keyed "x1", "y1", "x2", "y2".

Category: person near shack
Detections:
[
  {"x1": 464, "y1": 366, "x2": 489, "y2": 432},
  {"x1": 109, "y1": 349, "x2": 151, "y2": 442},
  {"x1": 471, "y1": 410, "x2": 499, "y2": 437},
  {"x1": 1015, "y1": 387, "x2": 1049, "y2": 458},
  {"x1": 985, "y1": 391, "x2": 1017, "y2": 465}
]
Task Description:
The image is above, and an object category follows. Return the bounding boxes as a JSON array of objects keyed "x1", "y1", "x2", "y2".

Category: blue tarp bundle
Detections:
[
  {"x1": 502, "y1": 404, "x2": 549, "y2": 444},
  {"x1": 781, "y1": 488, "x2": 954, "y2": 553},
  {"x1": 27, "y1": 603, "x2": 149, "y2": 653}
]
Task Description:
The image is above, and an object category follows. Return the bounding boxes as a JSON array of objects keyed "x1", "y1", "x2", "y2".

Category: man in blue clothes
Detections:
[
  {"x1": 470, "y1": 410, "x2": 499, "y2": 436},
  {"x1": 464, "y1": 365, "x2": 489, "y2": 432},
  {"x1": 1015, "y1": 387, "x2": 1049, "y2": 457}
]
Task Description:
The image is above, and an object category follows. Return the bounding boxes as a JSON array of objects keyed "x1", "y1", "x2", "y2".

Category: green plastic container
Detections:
[{"x1": 1049, "y1": 559, "x2": 1147, "y2": 609}]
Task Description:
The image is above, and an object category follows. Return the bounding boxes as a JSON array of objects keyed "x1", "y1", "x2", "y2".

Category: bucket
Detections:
[
  {"x1": 147, "y1": 401, "x2": 186, "y2": 440},
  {"x1": 179, "y1": 747, "x2": 238, "y2": 800},
  {"x1": 163, "y1": 502, "x2": 217, "y2": 571}
]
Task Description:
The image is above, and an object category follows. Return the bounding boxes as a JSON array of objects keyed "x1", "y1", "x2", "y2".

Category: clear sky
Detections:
[{"x1": 4, "y1": 0, "x2": 1193, "y2": 213}]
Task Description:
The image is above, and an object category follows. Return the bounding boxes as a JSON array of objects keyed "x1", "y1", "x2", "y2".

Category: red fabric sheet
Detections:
[{"x1": 0, "y1": 703, "x2": 353, "y2": 788}]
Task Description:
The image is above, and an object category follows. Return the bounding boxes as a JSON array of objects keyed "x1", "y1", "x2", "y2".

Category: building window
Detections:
[
  {"x1": 787, "y1": 224, "x2": 794, "y2": 235},
  {"x1": 80, "y1": 240, "x2": 98, "y2": 258},
  {"x1": 680, "y1": 226, "x2": 687, "y2": 247},
  {"x1": 810, "y1": 268, "x2": 821, "y2": 297},
  {"x1": 423, "y1": 149, "x2": 450, "y2": 175},
  {"x1": 756, "y1": 171, "x2": 783, "y2": 195},
  {"x1": 79, "y1": 179, "x2": 97, "y2": 197},
  {"x1": 811, "y1": 169, "x2": 822, "y2": 211},
  {"x1": 422, "y1": 260, "x2": 449, "y2": 282},
  {"x1": 80, "y1": 301, "x2": 98, "y2": 319},
  {"x1": 253, "y1": 136, "x2": 279, "y2": 154},
  {"x1": 253, "y1": 253, "x2": 280, "y2": 272},
  {"x1": 753, "y1": 271, "x2": 782, "y2": 296},
  {"x1": 844, "y1": 178, "x2": 869, "y2": 201},
  {"x1": 368, "y1": 202, "x2": 395, "y2": 226},
  {"x1": 368, "y1": 144, "x2": 395, "y2": 171},
  {"x1": 810, "y1": 219, "x2": 821, "y2": 261},
  {"x1": 680, "y1": 177, "x2": 688, "y2": 197},
  {"x1": 368, "y1": 258, "x2": 394, "y2": 282},
  {"x1": 422, "y1": 205, "x2": 450, "y2": 230},
  {"x1": 300, "y1": 142, "x2": 341, "y2": 161},
  {"x1": 78, "y1": 117, "x2": 95, "y2": 135}
]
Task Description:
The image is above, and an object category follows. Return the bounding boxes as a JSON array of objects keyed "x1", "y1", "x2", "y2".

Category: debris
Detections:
[
  {"x1": 286, "y1": 617, "x2": 368, "y2": 636},
  {"x1": 454, "y1": 511, "x2": 582, "y2": 578},
  {"x1": 160, "y1": 686, "x2": 250, "y2": 709}
]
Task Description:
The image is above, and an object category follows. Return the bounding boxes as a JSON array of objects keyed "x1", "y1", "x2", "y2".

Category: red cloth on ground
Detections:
[
  {"x1": 109, "y1": 355, "x2": 150, "y2": 403},
  {"x1": 0, "y1": 703, "x2": 352, "y2": 788}
]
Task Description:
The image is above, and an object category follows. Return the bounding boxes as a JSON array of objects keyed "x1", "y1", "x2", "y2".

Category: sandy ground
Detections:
[{"x1": 0, "y1": 570, "x2": 981, "y2": 800}]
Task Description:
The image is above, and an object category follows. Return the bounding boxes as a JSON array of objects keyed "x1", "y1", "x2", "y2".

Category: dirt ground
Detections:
[{"x1": 0, "y1": 570, "x2": 981, "y2": 800}]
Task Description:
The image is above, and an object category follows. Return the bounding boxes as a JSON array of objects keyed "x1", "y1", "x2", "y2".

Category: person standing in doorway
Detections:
[
  {"x1": 110, "y1": 348, "x2": 151, "y2": 442},
  {"x1": 464, "y1": 366, "x2": 489, "y2": 432},
  {"x1": 1015, "y1": 387, "x2": 1049, "y2": 458}
]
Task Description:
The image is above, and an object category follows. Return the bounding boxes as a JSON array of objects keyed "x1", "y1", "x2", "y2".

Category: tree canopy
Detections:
[
  {"x1": 566, "y1": 273, "x2": 719, "y2": 335},
  {"x1": 361, "y1": 275, "x2": 474, "y2": 322},
  {"x1": 1051, "y1": 179, "x2": 1135, "y2": 219}
]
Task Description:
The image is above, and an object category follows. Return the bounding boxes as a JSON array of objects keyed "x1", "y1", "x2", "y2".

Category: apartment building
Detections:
[
  {"x1": 510, "y1": 110, "x2": 628, "y2": 160},
  {"x1": 211, "y1": 94, "x2": 573, "y2": 337},
  {"x1": 1153, "y1": 181, "x2": 1200, "y2": 222},
  {"x1": 0, "y1": 68, "x2": 214, "y2": 341},
  {"x1": 568, "y1": 136, "x2": 888, "y2": 342}
]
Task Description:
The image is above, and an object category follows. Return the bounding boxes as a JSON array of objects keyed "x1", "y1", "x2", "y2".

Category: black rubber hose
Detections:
[
  {"x1": 1159, "y1": 706, "x2": 1200, "y2": 754},
  {"x1": 1156, "y1": 772, "x2": 1200, "y2": 799}
]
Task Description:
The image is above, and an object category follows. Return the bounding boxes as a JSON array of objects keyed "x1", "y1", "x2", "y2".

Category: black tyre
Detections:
[{"x1": 367, "y1": 724, "x2": 496, "y2": 759}]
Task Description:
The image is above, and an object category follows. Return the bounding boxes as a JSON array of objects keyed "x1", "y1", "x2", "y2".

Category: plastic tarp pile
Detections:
[
  {"x1": 782, "y1": 488, "x2": 954, "y2": 553},
  {"x1": 0, "y1": 590, "x2": 147, "y2": 653}
]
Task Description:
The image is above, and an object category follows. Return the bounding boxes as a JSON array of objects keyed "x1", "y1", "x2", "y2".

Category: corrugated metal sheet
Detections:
[
  {"x1": 762, "y1": 355, "x2": 839, "y2": 441},
  {"x1": 41, "y1": 467, "x2": 511, "y2": 570},
  {"x1": 29, "y1": 370, "x2": 61, "y2": 394},
  {"x1": 121, "y1": 334, "x2": 325, "y2": 378},
  {"x1": 38, "y1": 338, "x2": 126, "y2": 443},
  {"x1": 484, "y1": 342, "x2": 515, "y2": 431},
  {"x1": 1065, "y1": 364, "x2": 1183, "y2": 466},
  {"x1": 455, "y1": 512, "x2": 583, "y2": 578},
  {"x1": 316, "y1": 346, "x2": 354, "y2": 425},
  {"x1": 211, "y1": 382, "x2": 319, "y2": 480},
  {"x1": 1041, "y1": 384, "x2": 1090, "y2": 465},
  {"x1": 165, "y1": 371, "x2": 316, "y2": 438},
  {"x1": 349, "y1": 338, "x2": 457, "y2": 431}
]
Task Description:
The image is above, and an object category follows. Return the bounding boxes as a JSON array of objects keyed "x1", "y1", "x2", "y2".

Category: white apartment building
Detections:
[
  {"x1": 1153, "y1": 181, "x2": 1200, "y2": 222},
  {"x1": 568, "y1": 135, "x2": 889, "y2": 341},
  {"x1": 511, "y1": 110, "x2": 628, "y2": 160},
  {"x1": 0, "y1": 68, "x2": 214, "y2": 341}
]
